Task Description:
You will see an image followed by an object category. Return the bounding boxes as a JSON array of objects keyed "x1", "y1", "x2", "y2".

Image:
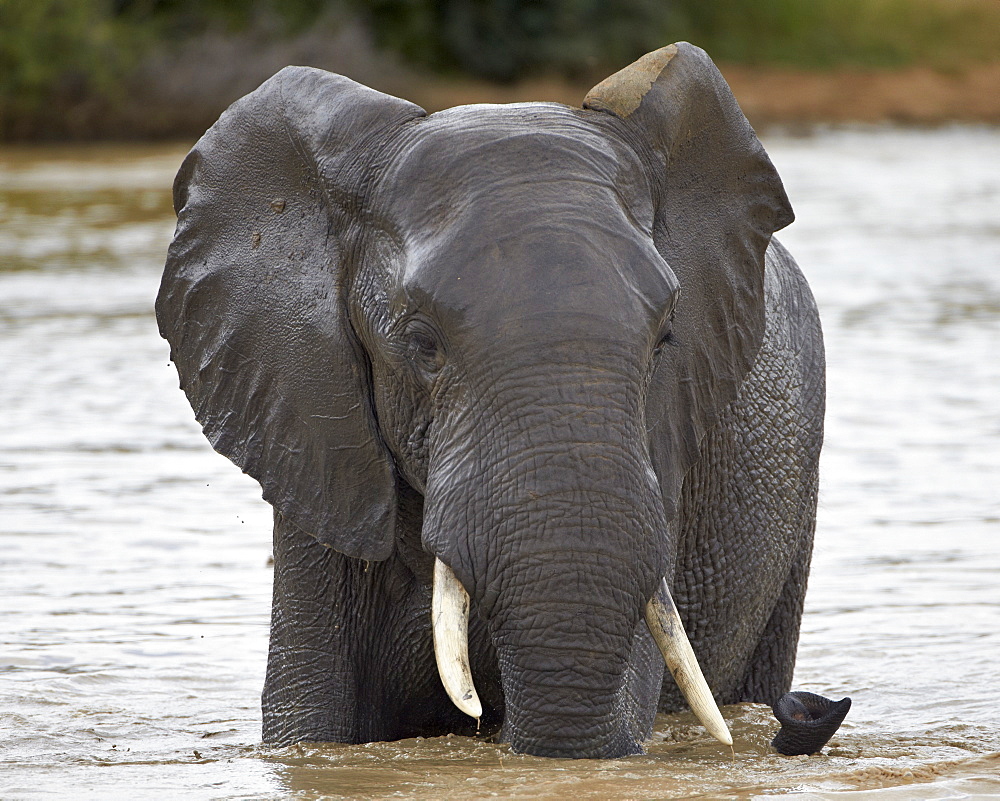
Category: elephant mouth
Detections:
[{"x1": 431, "y1": 558, "x2": 732, "y2": 749}]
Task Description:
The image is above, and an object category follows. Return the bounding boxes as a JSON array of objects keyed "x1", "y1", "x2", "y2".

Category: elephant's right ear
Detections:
[{"x1": 156, "y1": 67, "x2": 426, "y2": 560}]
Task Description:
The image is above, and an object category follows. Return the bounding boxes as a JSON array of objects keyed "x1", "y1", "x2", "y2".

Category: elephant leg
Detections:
[
  {"x1": 735, "y1": 507, "x2": 815, "y2": 705},
  {"x1": 663, "y1": 398, "x2": 813, "y2": 713},
  {"x1": 263, "y1": 511, "x2": 361, "y2": 744},
  {"x1": 263, "y1": 505, "x2": 493, "y2": 745},
  {"x1": 663, "y1": 251, "x2": 824, "y2": 714},
  {"x1": 732, "y1": 250, "x2": 823, "y2": 706}
]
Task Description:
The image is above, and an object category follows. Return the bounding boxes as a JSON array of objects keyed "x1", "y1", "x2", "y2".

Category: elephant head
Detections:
[{"x1": 157, "y1": 43, "x2": 793, "y2": 758}]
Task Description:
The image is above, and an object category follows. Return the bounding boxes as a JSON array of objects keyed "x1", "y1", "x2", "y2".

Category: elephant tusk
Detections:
[
  {"x1": 431, "y1": 558, "x2": 483, "y2": 720},
  {"x1": 645, "y1": 579, "x2": 733, "y2": 746}
]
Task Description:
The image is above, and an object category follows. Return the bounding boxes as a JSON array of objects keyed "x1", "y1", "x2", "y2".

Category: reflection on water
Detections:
[{"x1": 2, "y1": 128, "x2": 999, "y2": 799}]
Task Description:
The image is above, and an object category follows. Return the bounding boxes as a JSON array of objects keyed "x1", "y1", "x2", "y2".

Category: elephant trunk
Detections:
[
  {"x1": 489, "y1": 591, "x2": 647, "y2": 758},
  {"x1": 423, "y1": 373, "x2": 670, "y2": 756}
]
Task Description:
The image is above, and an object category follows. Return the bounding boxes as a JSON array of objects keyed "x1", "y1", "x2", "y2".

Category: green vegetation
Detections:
[
  {"x1": 2, "y1": 0, "x2": 999, "y2": 138},
  {"x1": 356, "y1": 0, "x2": 1000, "y2": 80},
  {"x1": 0, "y1": 0, "x2": 326, "y2": 137},
  {"x1": 0, "y1": 0, "x2": 138, "y2": 134},
  {"x1": 110, "y1": 0, "x2": 344, "y2": 37},
  {"x1": 362, "y1": 0, "x2": 669, "y2": 82},
  {"x1": 667, "y1": 0, "x2": 1000, "y2": 72}
]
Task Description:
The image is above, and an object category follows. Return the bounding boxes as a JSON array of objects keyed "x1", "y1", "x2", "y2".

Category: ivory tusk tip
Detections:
[
  {"x1": 457, "y1": 688, "x2": 483, "y2": 718},
  {"x1": 457, "y1": 696, "x2": 483, "y2": 719},
  {"x1": 712, "y1": 724, "x2": 733, "y2": 747}
]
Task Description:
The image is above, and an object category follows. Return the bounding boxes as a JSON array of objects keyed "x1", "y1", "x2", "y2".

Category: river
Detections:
[{"x1": 2, "y1": 126, "x2": 998, "y2": 799}]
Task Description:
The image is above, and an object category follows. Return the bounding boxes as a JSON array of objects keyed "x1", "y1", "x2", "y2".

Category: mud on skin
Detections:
[{"x1": 156, "y1": 42, "x2": 847, "y2": 758}]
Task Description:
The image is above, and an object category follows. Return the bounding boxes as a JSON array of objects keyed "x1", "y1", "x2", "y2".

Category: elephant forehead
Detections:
[
  {"x1": 368, "y1": 104, "x2": 673, "y2": 347},
  {"x1": 398, "y1": 212, "x2": 678, "y2": 347},
  {"x1": 378, "y1": 103, "x2": 654, "y2": 237}
]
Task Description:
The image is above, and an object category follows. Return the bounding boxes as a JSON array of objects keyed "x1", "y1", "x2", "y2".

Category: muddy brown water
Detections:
[{"x1": 2, "y1": 128, "x2": 999, "y2": 799}]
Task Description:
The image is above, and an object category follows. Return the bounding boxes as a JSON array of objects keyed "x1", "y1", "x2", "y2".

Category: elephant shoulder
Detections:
[
  {"x1": 728, "y1": 238, "x2": 826, "y2": 456},
  {"x1": 762, "y1": 238, "x2": 825, "y2": 382}
]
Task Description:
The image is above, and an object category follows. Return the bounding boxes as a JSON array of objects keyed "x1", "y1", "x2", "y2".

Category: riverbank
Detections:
[
  {"x1": 409, "y1": 61, "x2": 1000, "y2": 128},
  {"x1": 727, "y1": 62, "x2": 1000, "y2": 127},
  {"x1": 9, "y1": 58, "x2": 1000, "y2": 144},
  {"x1": 6, "y1": 0, "x2": 1000, "y2": 142},
  {"x1": 4, "y1": 13, "x2": 998, "y2": 142}
]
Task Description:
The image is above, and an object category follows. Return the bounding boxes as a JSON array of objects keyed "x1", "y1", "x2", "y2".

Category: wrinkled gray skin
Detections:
[{"x1": 156, "y1": 43, "x2": 824, "y2": 759}]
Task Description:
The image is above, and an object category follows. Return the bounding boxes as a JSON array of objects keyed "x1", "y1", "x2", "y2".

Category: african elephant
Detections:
[{"x1": 156, "y1": 42, "x2": 826, "y2": 759}]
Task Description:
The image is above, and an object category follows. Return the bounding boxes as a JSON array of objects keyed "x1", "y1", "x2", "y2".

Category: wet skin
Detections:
[{"x1": 157, "y1": 43, "x2": 829, "y2": 758}]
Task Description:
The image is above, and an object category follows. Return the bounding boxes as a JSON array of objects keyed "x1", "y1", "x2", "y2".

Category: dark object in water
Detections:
[{"x1": 771, "y1": 691, "x2": 852, "y2": 755}]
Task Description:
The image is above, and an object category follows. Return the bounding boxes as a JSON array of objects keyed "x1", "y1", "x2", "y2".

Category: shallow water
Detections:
[{"x1": 1, "y1": 128, "x2": 998, "y2": 799}]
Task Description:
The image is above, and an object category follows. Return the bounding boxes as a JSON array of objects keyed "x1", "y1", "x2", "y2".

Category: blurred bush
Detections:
[
  {"x1": 668, "y1": 0, "x2": 1000, "y2": 71},
  {"x1": 0, "y1": 0, "x2": 138, "y2": 136},
  {"x1": 2, "y1": 0, "x2": 999, "y2": 139},
  {"x1": 359, "y1": 0, "x2": 669, "y2": 82},
  {"x1": 110, "y1": 0, "x2": 338, "y2": 36},
  {"x1": 359, "y1": 0, "x2": 1000, "y2": 79}
]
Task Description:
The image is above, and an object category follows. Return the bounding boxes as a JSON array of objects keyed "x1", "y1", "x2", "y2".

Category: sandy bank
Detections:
[{"x1": 413, "y1": 62, "x2": 1000, "y2": 127}]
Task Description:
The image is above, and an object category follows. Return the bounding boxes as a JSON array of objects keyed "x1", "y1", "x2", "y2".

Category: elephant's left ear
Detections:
[
  {"x1": 584, "y1": 42, "x2": 793, "y2": 502},
  {"x1": 156, "y1": 68, "x2": 426, "y2": 560}
]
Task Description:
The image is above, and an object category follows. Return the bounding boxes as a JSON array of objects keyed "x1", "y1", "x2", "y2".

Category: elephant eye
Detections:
[
  {"x1": 653, "y1": 291, "x2": 680, "y2": 358},
  {"x1": 652, "y1": 332, "x2": 674, "y2": 359},
  {"x1": 405, "y1": 327, "x2": 445, "y2": 373},
  {"x1": 653, "y1": 315, "x2": 676, "y2": 358},
  {"x1": 409, "y1": 331, "x2": 435, "y2": 352}
]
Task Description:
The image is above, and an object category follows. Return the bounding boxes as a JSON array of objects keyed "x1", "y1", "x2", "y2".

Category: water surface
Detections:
[{"x1": 2, "y1": 128, "x2": 999, "y2": 798}]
